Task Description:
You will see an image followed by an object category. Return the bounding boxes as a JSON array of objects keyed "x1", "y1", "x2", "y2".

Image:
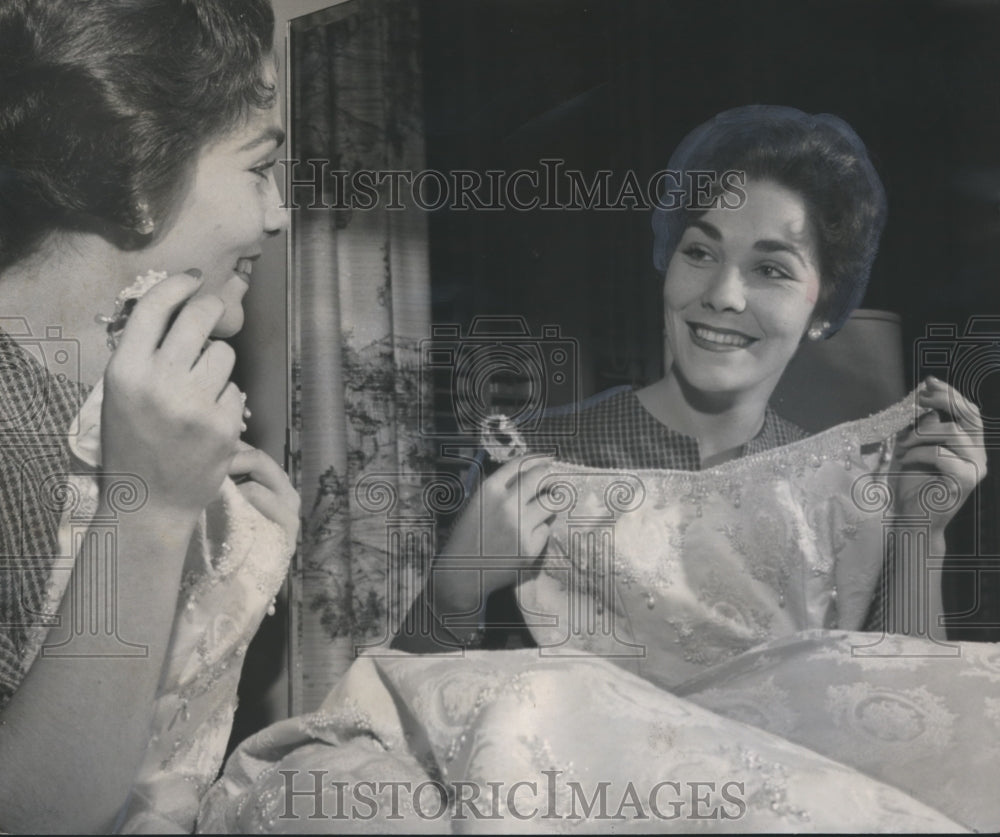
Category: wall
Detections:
[{"x1": 229, "y1": 0, "x2": 351, "y2": 734}]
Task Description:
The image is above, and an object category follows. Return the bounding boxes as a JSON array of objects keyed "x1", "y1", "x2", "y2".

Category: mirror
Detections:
[{"x1": 283, "y1": 0, "x2": 1000, "y2": 715}]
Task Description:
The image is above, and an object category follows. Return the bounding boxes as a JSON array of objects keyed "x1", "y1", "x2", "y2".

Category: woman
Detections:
[
  {"x1": 413, "y1": 105, "x2": 984, "y2": 654},
  {"x1": 0, "y1": 0, "x2": 298, "y2": 832},
  {"x1": 203, "y1": 108, "x2": 994, "y2": 831}
]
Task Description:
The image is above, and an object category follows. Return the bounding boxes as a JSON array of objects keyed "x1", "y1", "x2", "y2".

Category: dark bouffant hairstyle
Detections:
[
  {"x1": 0, "y1": 0, "x2": 276, "y2": 270},
  {"x1": 651, "y1": 105, "x2": 887, "y2": 336}
]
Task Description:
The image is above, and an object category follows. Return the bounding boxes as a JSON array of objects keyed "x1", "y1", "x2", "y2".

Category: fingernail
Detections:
[{"x1": 185, "y1": 268, "x2": 203, "y2": 279}]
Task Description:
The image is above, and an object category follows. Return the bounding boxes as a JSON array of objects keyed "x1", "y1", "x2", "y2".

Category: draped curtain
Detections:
[{"x1": 288, "y1": 0, "x2": 433, "y2": 713}]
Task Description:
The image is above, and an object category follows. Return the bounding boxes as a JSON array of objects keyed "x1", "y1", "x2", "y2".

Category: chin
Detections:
[
  {"x1": 684, "y1": 375, "x2": 748, "y2": 396},
  {"x1": 674, "y1": 357, "x2": 763, "y2": 398},
  {"x1": 210, "y1": 310, "x2": 245, "y2": 338}
]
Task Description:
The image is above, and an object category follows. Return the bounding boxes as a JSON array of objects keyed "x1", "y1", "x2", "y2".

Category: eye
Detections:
[
  {"x1": 756, "y1": 262, "x2": 793, "y2": 280},
  {"x1": 681, "y1": 243, "x2": 715, "y2": 263},
  {"x1": 250, "y1": 159, "x2": 277, "y2": 179}
]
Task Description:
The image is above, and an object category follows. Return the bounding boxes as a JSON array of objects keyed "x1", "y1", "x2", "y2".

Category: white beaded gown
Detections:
[
  {"x1": 198, "y1": 391, "x2": 998, "y2": 833},
  {"x1": 59, "y1": 378, "x2": 295, "y2": 833}
]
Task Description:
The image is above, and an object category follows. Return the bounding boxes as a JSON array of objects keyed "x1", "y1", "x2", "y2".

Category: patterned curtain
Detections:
[{"x1": 288, "y1": 0, "x2": 434, "y2": 713}]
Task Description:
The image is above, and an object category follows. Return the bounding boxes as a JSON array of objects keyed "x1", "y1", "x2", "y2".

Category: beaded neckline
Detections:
[{"x1": 548, "y1": 388, "x2": 919, "y2": 480}]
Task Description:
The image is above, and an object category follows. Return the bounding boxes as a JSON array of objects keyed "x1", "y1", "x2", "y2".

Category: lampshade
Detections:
[{"x1": 770, "y1": 309, "x2": 906, "y2": 433}]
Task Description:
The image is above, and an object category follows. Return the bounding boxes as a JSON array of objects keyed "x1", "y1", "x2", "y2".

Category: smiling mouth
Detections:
[
  {"x1": 234, "y1": 257, "x2": 255, "y2": 282},
  {"x1": 687, "y1": 322, "x2": 757, "y2": 350}
]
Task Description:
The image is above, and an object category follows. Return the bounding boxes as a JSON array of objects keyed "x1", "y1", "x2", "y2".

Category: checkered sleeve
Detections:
[{"x1": 0, "y1": 332, "x2": 88, "y2": 708}]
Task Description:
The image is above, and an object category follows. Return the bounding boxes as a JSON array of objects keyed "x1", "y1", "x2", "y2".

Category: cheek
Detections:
[
  {"x1": 193, "y1": 181, "x2": 262, "y2": 249},
  {"x1": 662, "y1": 269, "x2": 698, "y2": 312},
  {"x1": 750, "y1": 287, "x2": 813, "y2": 337},
  {"x1": 804, "y1": 276, "x2": 822, "y2": 308},
  {"x1": 772, "y1": 298, "x2": 817, "y2": 339},
  {"x1": 228, "y1": 198, "x2": 269, "y2": 247},
  {"x1": 196, "y1": 210, "x2": 260, "y2": 272}
]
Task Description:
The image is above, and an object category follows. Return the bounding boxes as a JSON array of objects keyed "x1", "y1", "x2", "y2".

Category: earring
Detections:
[
  {"x1": 807, "y1": 321, "x2": 831, "y2": 341},
  {"x1": 135, "y1": 202, "x2": 155, "y2": 235}
]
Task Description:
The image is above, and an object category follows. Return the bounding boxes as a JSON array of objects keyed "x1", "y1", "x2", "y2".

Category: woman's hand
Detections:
[
  {"x1": 229, "y1": 442, "x2": 301, "y2": 548},
  {"x1": 100, "y1": 272, "x2": 244, "y2": 524},
  {"x1": 431, "y1": 454, "x2": 555, "y2": 622},
  {"x1": 891, "y1": 376, "x2": 987, "y2": 531}
]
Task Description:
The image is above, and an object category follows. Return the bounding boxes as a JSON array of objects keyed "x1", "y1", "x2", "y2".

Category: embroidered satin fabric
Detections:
[
  {"x1": 200, "y1": 638, "x2": 1000, "y2": 833},
  {"x1": 199, "y1": 392, "x2": 997, "y2": 832},
  {"x1": 516, "y1": 389, "x2": 921, "y2": 688},
  {"x1": 53, "y1": 378, "x2": 294, "y2": 833}
]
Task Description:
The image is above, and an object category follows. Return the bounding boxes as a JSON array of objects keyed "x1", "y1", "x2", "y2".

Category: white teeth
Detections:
[
  {"x1": 236, "y1": 258, "x2": 254, "y2": 276},
  {"x1": 691, "y1": 325, "x2": 753, "y2": 348}
]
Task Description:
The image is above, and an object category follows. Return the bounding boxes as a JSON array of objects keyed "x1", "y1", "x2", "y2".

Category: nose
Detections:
[
  {"x1": 701, "y1": 261, "x2": 746, "y2": 313},
  {"x1": 263, "y1": 172, "x2": 290, "y2": 236}
]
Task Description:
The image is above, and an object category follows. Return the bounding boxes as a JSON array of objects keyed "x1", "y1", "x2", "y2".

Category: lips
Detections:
[
  {"x1": 234, "y1": 257, "x2": 255, "y2": 283},
  {"x1": 687, "y1": 321, "x2": 757, "y2": 350}
]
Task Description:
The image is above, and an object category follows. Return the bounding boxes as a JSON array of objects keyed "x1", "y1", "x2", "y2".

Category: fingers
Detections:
[
  {"x1": 493, "y1": 453, "x2": 553, "y2": 490},
  {"x1": 159, "y1": 294, "x2": 228, "y2": 365},
  {"x1": 193, "y1": 340, "x2": 237, "y2": 400},
  {"x1": 507, "y1": 456, "x2": 555, "y2": 497},
  {"x1": 216, "y1": 382, "x2": 248, "y2": 437},
  {"x1": 114, "y1": 272, "x2": 205, "y2": 357},
  {"x1": 889, "y1": 381, "x2": 988, "y2": 529},
  {"x1": 896, "y1": 383, "x2": 988, "y2": 477},
  {"x1": 895, "y1": 421, "x2": 985, "y2": 472},
  {"x1": 230, "y1": 447, "x2": 300, "y2": 542},
  {"x1": 498, "y1": 456, "x2": 557, "y2": 523},
  {"x1": 229, "y1": 447, "x2": 299, "y2": 507},
  {"x1": 896, "y1": 417, "x2": 974, "y2": 452},
  {"x1": 893, "y1": 425, "x2": 987, "y2": 509},
  {"x1": 894, "y1": 442, "x2": 982, "y2": 474},
  {"x1": 481, "y1": 455, "x2": 553, "y2": 506},
  {"x1": 236, "y1": 480, "x2": 298, "y2": 531},
  {"x1": 523, "y1": 513, "x2": 555, "y2": 557},
  {"x1": 917, "y1": 376, "x2": 984, "y2": 438}
]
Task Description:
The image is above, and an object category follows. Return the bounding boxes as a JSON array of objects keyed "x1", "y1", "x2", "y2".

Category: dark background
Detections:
[{"x1": 419, "y1": 0, "x2": 1000, "y2": 640}]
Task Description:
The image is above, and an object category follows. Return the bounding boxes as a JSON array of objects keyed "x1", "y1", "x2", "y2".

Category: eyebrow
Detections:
[
  {"x1": 239, "y1": 126, "x2": 286, "y2": 153},
  {"x1": 687, "y1": 219, "x2": 722, "y2": 241},
  {"x1": 687, "y1": 219, "x2": 810, "y2": 268},
  {"x1": 753, "y1": 239, "x2": 809, "y2": 268}
]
